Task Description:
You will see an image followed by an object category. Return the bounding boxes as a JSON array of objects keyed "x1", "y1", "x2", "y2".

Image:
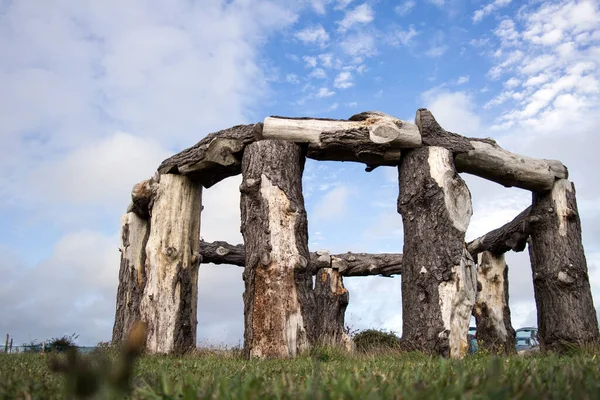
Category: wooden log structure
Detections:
[
  {"x1": 198, "y1": 240, "x2": 403, "y2": 277},
  {"x1": 112, "y1": 212, "x2": 150, "y2": 344},
  {"x1": 528, "y1": 179, "x2": 599, "y2": 351},
  {"x1": 398, "y1": 146, "x2": 477, "y2": 359},
  {"x1": 139, "y1": 174, "x2": 203, "y2": 354},
  {"x1": 240, "y1": 140, "x2": 315, "y2": 359},
  {"x1": 473, "y1": 251, "x2": 516, "y2": 354}
]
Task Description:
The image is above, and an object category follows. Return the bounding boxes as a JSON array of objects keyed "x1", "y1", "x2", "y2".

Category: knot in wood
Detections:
[
  {"x1": 165, "y1": 246, "x2": 178, "y2": 258},
  {"x1": 240, "y1": 178, "x2": 260, "y2": 194},
  {"x1": 260, "y1": 251, "x2": 271, "y2": 266},
  {"x1": 216, "y1": 246, "x2": 230, "y2": 256},
  {"x1": 297, "y1": 256, "x2": 308, "y2": 269}
]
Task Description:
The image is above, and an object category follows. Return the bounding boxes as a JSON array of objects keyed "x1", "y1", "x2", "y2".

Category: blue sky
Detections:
[{"x1": 1, "y1": 0, "x2": 599, "y2": 347}]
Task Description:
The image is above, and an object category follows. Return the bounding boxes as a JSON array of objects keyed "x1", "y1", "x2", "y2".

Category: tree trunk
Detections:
[
  {"x1": 112, "y1": 212, "x2": 150, "y2": 344},
  {"x1": 314, "y1": 266, "x2": 353, "y2": 351},
  {"x1": 528, "y1": 179, "x2": 599, "y2": 351},
  {"x1": 473, "y1": 251, "x2": 516, "y2": 354},
  {"x1": 398, "y1": 146, "x2": 477, "y2": 358},
  {"x1": 140, "y1": 174, "x2": 202, "y2": 354},
  {"x1": 240, "y1": 140, "x2": 315, "y2": 359}
]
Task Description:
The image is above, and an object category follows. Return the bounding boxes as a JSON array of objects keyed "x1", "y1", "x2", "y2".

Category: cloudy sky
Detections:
[{"x1": 1, "y1": 0, "x2": 599, "y2": 347}]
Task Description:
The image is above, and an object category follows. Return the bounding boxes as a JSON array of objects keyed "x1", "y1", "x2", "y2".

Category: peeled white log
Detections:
[
  {"x1": 112, "y1": 212, "x2": 150, "y2": 344},
  {"x1": 140, "y1": 174, "x2": 202, "y2": 354},
  {"x1": 261, "y1": 113, "x2": 420, "y2": 147},
  {"x1": 473, "y1": 251, "x2": 516, "y2": 354}
]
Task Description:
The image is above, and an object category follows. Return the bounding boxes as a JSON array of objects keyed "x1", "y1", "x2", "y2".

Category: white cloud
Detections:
[
  {"x1": 318, "y1": 53, "x2": 334, "y2": 68},
  {"x1": 421, "y1": 89, "x2": 482, "y2": 135},
  {"x1": 285, "y1": 73, "x2": 300, "y2": 84},
  {"x1": 311, "y1": 0, "x2": 327, "y2": 15},
  {"x1": 309, "y1": 68, "x2": 327, "y2": 79},
  {"x1": 425, "y1": 32, "x2": 448, "y2": 57},
  {"x1": 395, "y1": 1, "x2": 416, "y2": 16},
  {"x1": 316, "y1": 87, "x2": 336, "y2": 97},
  {"x1": 473, "y1": 0, "x2": 512, "y2": 23},
  {"x1": 336, "y1": 3, "x2": 374, "y2": 32},
  {"x1": 311, "y1": 185, "x2": 352, "y2": 221},
  {"x1": 302, "y1": 55, "x2": 318, "y2": 68},
  {"x1": 346, "y1": 101, "x2": 358, "y2": 107},
  {"x1": 294, "y1": 24, "x2": 330, "y2": 47},
  {"x1": 340, "y1": 33, "x2": 377, "y2": 59},
  {"x1": 456, "y1": 75, "x2": 470, "y2": 85},
  {"x1": 504, "y1": 77, "x2": 521, "y2": 88},
  {"x1": 387, "y1": 26, "x2": 418, "y2": 46},
  {"x1": 328, "y1": 102, "x2": 339, "y2": 111},
  {"x1": 334, "y1": 0, "x2": 354, "y2": 10},
  {"x1": 334, "y1": 71, "x2": 354, "y2": 89}
]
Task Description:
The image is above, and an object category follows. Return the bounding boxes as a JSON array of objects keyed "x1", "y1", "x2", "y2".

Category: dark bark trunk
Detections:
[
  {"x1": 158, "y1": 124, "x2": 257, "y2": 188},
  {"x1": 528, "y1": 179, "x2": 599, "y2": 351},
  {"x1": 473, "y1": 251, "x2": 516, "y2": 354},
  {"x1": 314, "y1": 268, "x2": 352, "y2": 350},
  {"x1": 240, "y1": 140, "x2": 315, "y2": 359},
  {"x1": 112, "y1": 212, "x2": 150, "y2": 344},
  {"x1": 398, "y1": 146, "x2": 477, "y2": 358}
]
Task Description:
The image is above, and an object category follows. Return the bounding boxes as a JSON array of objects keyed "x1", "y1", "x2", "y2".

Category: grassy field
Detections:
[{"x1": 1, "y1": 348, "x2": 600, "y2": 399}]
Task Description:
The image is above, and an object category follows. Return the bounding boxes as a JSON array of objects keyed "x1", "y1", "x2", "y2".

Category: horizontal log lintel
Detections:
[{"x1": 199, "y1": 240, "x2": 402, "y2": 277}]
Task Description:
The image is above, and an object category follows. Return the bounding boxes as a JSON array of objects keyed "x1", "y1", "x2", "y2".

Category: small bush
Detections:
[
  {"x1": 45, "y1": 333, "x2": 79, "y2": 353},
  {"x1": 353, "y1": 329, "x2": 401, "y2": 353}
]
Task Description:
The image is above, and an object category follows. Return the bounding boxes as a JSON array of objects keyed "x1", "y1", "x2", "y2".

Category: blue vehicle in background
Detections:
[{"x1": 467, "y1": 326, "x2": 539, "y2": 354}]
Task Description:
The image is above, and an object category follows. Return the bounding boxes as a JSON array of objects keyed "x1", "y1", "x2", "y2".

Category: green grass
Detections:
[{"x1": 2, "y1": 348, "x2": 600, "y2": 399}]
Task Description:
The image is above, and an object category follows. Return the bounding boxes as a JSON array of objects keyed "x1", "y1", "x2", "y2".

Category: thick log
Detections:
[
  {"x1": 198, "y1": 240, "x2": 403, "y2": 277},
  {"x1": 473, "y1": 252, "x2": 516, "y2": 354},
  {"x1": 260, "y1": 112, "x2": 420, "y2": 169},
  {"x1": 467, "y1": 206, "x2": 540, "y2": 258},
  {"x1": 112, "y1": 212, "x2": 150, "y2": 344},
  {"x1": 314, "y1": 265, "x2": 353, "y2": 351},
  {"x1": 240, "y1": 140, "x2": 315, "y2": 359},
  {"x1": 528, "y1": 179, "x2": 599, "y2": 351},
  {"x1": 140, "y1": 174, "x2": 202, "y2": 354},
  {"x1": 416, "y1": 109, "x2": 568, "y2": 192},
  {"x1": 158, "y1": 124, "x2": 257, "y2": 188},
  {"x1": 398, "y1": 146, "x2": 477, "y2": 358}
]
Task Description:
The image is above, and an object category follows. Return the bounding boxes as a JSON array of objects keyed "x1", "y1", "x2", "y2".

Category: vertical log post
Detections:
[
  {"x1": 473, "y1": 251, "x2": 516, "y2": 354},
  {"x1": 140, "y1": 174, "x2": 202, "y2": 354},
  {"x1": 398, "y1": 146, "x2": 477, "y2": 358},
  {"x1": 313, "y1": 252, "x2": 353, "y2": 351},
  {"x1": 240, "y1": 140, "x2": 315, "y2": 359},
  {"x1": 4, "y1": 334, "x2": 7, "y2": 353},
  {"x1": 9, "y1": 338, "x2": 12, "y2": 353},
  {"x1": 112, "y1": 212, "x2": 150, "y2": 344},
  {"x1": 528, "y1": 179, "x2": 599, "y2": 351}
]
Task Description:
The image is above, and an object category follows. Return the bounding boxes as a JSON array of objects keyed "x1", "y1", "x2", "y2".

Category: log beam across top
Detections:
[{"x1": 198, "y1": 240, "x2": 403, "y2": 277}]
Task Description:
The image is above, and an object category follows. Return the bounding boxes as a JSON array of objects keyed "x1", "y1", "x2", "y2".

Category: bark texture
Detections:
[
  {"x1": 398, "y1": 146, "x2": 477, "y2": 358},
  {"x1": 198, "y1": 240, "x2": 403, "y2": 277},
  {"x1": 112, "y1": 212, "x2": 150, "y2": 344},
  {"x1": 240, "y1": 140, "x2": 315, "y2": 359},
  {"x1": 467, "y1": 206, "x2": 540, "y2": 258},
  {"x1": 528, "y1": 179, "x2": 599, "y2": 351},
  {"x1": 473, "y1": 252, "x2": 516, "y2": 354},
  {"x1": 158, "y1": 124, "x2": 257, "y2": 188},
  {"x1": 314, "y1": 266, "x2": 353, "y2": 351},
  {"x1": 140, "y1": 174, "x2": 202, "y2": 354},
  {"x1": 127, "y1": 176, "x2": 158, "y2": 219}
]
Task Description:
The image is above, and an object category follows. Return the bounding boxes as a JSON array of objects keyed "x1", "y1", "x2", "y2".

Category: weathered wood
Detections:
[
  {"x1": 467, "y1": 206, "x2": 540, "y2": 258},
  {"x1": 112, "y1": 212, "x2": 150, "y2": 344},
  {"x1": 455, "y1": 139, "x2": 568, "y2": 192},
  {"x1": 140, "y1": 174, "x2": 202, "y2": 354},
  {"x1": 473, "y1": 252, "x2": 516, "y2": 354},
  {"x1": 416, "y1": 109, "x2": 568, "y2": 192},
  {"x1": 314, "y1": 265, "x2": 353, "y2": 351},
  {"x1": 198, "y1": 240, "x2": 403, "y2": 277},
  {"x1": 240, "y1": 140, "x2": 315, "y2": 359},
  {"x1": 127, "y1": 177, "x2": 158, "y2": 219},
  {"x1": 528, "y1": 179, "x2": 599, "y2": 351},
  {"x1": 398, "y1": 146, "x2": 477, "y2": 359},
  {"x1": 158, "y1": 124, "x2": 256, "y2": 188}
]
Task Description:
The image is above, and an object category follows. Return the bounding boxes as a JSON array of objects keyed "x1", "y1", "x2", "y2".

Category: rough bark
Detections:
[
  {"x1": 528, "y1": 179, "x2": 599, "y2": 351},
  {"x1": 467, "y1": 206, "x2": 540, "y2": 258},
  {"x1": 112, "y1": 212, "x2": 150, "y2": 344},
  {"x1": 140, "y1": 174, "x2": 202, "y2": 354},
  {"x1": 415, "y1": 109, "x2": 568, "y2": 192},
  {"x1": 158, "y1": 124, "x2": 257, "y2": 188},
  {"x1": 127, "y1": 176, "x2": 158, "y2": 219},
  {"x1": 314, "y1": 265, "x2": 353, "y2": 351},
  {"x1": 240, "y1": 140, "x2": 315, "y2": 359},
  {"x1": 398, "y1": 146, "x2": 477, "y2": 359},
  {"x1": 473, "y1": 252, "x2": 516, "y2": 354},
  {"x1": 198, "y1": 240, "x2": 403, "y2": 277}
]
